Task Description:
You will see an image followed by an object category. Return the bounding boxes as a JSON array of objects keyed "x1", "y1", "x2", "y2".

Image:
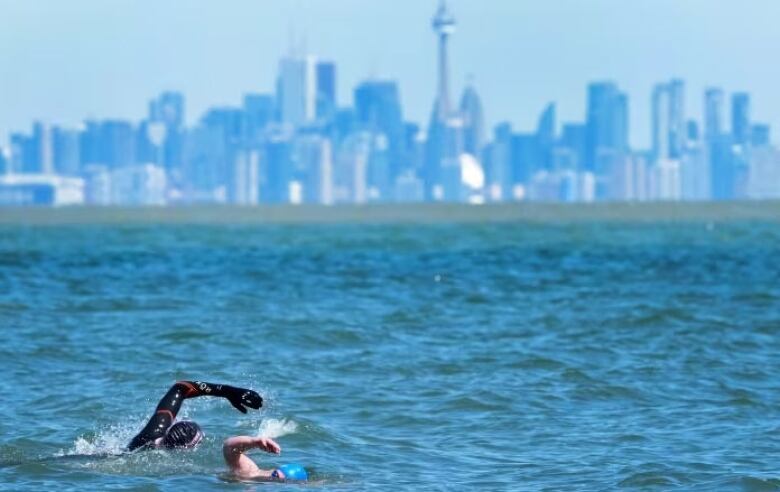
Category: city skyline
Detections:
[
  {"x1": 2, "y1": 0, "x2": 780, "y2": 149},
  {"x1": 2, "y1": 1, "x2": 779, "y2": 207}
]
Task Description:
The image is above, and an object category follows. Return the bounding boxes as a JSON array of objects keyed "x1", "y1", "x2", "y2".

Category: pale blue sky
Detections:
[{"x1": 1, "y1": 0, "x2": 778, "y2": 149}]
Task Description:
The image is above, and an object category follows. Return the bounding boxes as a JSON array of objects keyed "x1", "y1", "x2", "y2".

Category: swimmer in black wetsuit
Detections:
[{"x1": 128, "y1": 380, "x2": 263, "y2": 451}]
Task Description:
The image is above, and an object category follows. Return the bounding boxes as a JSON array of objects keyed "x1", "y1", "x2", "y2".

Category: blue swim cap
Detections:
[{"x1": 275, "y1": 463, "x2": 308, "y2": 481}]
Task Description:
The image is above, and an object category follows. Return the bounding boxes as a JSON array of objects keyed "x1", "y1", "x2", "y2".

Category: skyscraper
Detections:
[
  {"x1": 261, "y1": 131, "x2": 293, "y2": 203},
  {"x1": 510, "y1": 133, "x2": 538, "y2": 185},
  {"x1": 232, "y1": 150, "x2": 260, "y2": 205},
  {"x1": 710, "y1": 134, "x2": 736, "y2": 200},
  {"x1": 192, "y1": 108, "x2": 247, "y2": 195},
  {"x1": 652, "y1": 84, "x2": 671, "y2": 160},
  {"x1": 182, "y1": 123, "x2": 225, "y2": 199},
  {"x1": 652, "y1": 80, "x2": 687, "y2": 160},
  {"x1": 366, "y1": 133, "x2": 392, "y2": 201},
  {"x1": 354, "y1": 80, "x2": 405, "y2": 180},
  {"x1": 536, "y1": 103, "x2": 556, "y2": 170},
  {"x1": 9, "y1": 133, "x2": 33, "y2": 174},
  {"x1": 33, "y1": 122, "x2": 53, "y2": 174},
  {"x1": 316, "y1": 61, "x2": 337, "y2": 121},
  {"x1": 79, "y1": 121, "x2": 101, "y2": 167},
  {"x1": 486, "y1": 124, "x2": 511, "y2": 200},
  {"x1": 9, "y1": 122, "x2": 55, "y2": 174},
  {"x1": 680, "y1": 146, "x2": 710, "y2": 201},
  {"x1": 460, "y1": 83, "x2": 485, "y2": 156},
  {"x1": 732, "y1": 92, "x2": 751, "y2": 145},
  {"x1": 704, "y1": 88, "x2": 724, "y2": 141},
  {"x1": 149, "y1": 92, "x2": 185, "y2": 128},
  {"x1": 243, "y1": 93, "x2": 275, "y2": 141},
  {"x1": 668, "y1": 79, "x2": 685, "y2": 158},
  {"x1": 560, "y1": 123, "x2": 587, "y2": 172},
  {"x1": 52, "y1": 126, "x2": 81, "y2": 176},
  {"x1": 334, "y1": 131, "x2": 371, "y2": 204},
  {"x1": 97, "y1": 120, "x2": 135, "y2": 168},
  {"x1": 277, "y1": 56, "x2": 317, "y2": 127},
  {"x1": 585, "y1": 82, "x2": 628, "y2": 171},
  {"x1": 148, "y1": 91, "x2": 185, "y2": 168},
  {"x1": 295, "y1": 135, "x2": 333, "y2": 205},
  {"x1": 334, "y1": 108, "x2": 358, "y2": 143},
  {"x1": 201, "y1": 108, "x2": 246, "y2": 145}
]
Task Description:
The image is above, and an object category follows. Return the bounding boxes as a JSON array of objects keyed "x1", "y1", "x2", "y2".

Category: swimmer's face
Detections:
[
  {"x1": 271, "y1": 469, "x2": 286, "y2": 481},
  {"x1": 271, "y1": 464, "x2": 308, "y2": 481}
]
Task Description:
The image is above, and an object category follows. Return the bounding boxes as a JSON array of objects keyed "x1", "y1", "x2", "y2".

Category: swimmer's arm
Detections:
[
  {"x1": 128, "y1": 381, "x2": 191, "y2": 450},
  {"x1": 223, "y1": 436, "x2": 281, "y2": 478},
  {"x1": 181, "y1": 381, "x2": 264, "y2": 413},
  {"x1": 127, "y1": 381, "x2": 263, "y2": 451}
]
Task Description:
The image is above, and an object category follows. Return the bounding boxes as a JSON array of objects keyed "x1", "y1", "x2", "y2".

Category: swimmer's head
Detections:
[
  {"x1": 271, "y1": 463, "x2": 308, "y2": 481},
  {"x1": 162, "y1": 421, "x2": 204, "y2": 449}
]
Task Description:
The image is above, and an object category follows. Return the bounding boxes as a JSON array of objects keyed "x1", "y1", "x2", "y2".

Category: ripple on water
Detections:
[{"x1": 2, "y1": 222, "x2": 780, "y2": 491}]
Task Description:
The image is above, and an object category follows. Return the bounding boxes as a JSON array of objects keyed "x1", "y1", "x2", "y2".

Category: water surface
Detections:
[{"x1": 1, "y1": 220, "x2": 779, "y2": 491}]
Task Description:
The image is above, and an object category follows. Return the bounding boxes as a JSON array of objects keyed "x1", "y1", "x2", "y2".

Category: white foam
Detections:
[
  {"x1": 256, "y1": 418, "x2": 298, "y2": 439},
  {"x1": 57, "y1": 420, "x2": 144, "y2": 457}
]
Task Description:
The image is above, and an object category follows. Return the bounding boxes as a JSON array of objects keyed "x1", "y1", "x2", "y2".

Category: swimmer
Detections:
[
  {"x1": 223, "y1": 435, "x2": 308, "y2": 482},
  {"x1": 128, "y1": 380, "x2": 263, "y2": 451}
]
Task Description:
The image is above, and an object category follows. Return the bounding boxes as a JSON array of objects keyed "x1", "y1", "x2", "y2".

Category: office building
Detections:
[
  {"x1": 354, "y1": 80, "x2": 406, "y2": 181},
  {"x1": 652, "y1": 79, "x2": 685, "y2": 160},
  {"x1": 585, "y1": 82, "x2": 628, "y2": 170},
  {"x1": 232, "y1": 150, "x2": 260, "y2": 205},
  {"x1": 460, "y1": 83, "x2": 485, "y2": 156},
  {"x1": 294, "y1": 135, "x2": 333, "y2": 205},
  {"x1": 52, "y1": 126, "x2": 81, "y2": 176},
  {"x1": 0, "y1": 174, "x2": 84, "y2": 206},
  {"x1": 316, "y1": 61, "x2": 337, "y2": 121},
  {"x1": 732, "y1": 92, "x2": 751, "y2": 146},
  {"x1": 704, "y1": 88, "x2": 724, "y2": 141},
  {"x1": 277, "y1": 56, "x2": 317, "y2": 126}
]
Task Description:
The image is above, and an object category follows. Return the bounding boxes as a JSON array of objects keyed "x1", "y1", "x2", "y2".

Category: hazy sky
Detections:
[{"x1": 1, "y1": 0, "x2": 779, "y2": 149}]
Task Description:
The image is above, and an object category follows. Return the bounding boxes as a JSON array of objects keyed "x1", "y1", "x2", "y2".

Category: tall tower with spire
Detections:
[
  {"x1": 425, "y1": 0, "x2": 463, "y2": 200},
  {"x1": 432, "y1": 1, "x2": 456, "y2": 123}
]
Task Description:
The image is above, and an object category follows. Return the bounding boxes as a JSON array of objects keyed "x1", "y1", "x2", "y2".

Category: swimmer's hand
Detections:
[
  {"x1": 255, "y1": 437, "x2": 281, "y2": 454},
  {"x1": 225, "y1": 386, "x2": 263, "y2": 414}
]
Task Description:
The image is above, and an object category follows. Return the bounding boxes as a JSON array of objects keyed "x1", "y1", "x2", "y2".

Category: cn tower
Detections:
[{"x1": 432, "y1": 1, "x2": 456, "y2": 122}]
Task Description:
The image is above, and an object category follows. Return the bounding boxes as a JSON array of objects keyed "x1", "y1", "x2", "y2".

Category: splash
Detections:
[
  {"x1": 256, "y1": 418, "x2": 298, "y2": 439},
  {"x1": 53, "y1": 419, "x2": 206, "y2": 476},
  {"x1": 57, "y1": 419, "x2": 145, "y2": 457},
  {"x1": 57, "y1": 406, "x2": 201, "y2": 458}
]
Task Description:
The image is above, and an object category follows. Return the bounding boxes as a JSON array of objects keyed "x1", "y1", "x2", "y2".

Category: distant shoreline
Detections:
[{"x1": 1, "y1": 201, "x2": 779, "y2": 225}]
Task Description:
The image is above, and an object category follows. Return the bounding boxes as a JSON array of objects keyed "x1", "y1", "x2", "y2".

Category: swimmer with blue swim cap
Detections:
[
  {"x1": 125, "y1": 379, "x2": 306, "y2": 480},
  {"x1": 223, "y1": 435, "x2": 309, "y2": 482}
]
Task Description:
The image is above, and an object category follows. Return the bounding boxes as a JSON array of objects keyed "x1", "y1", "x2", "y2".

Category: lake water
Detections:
[{"x1": 1, "y1": 219, "x2": 780, "y2": 491}]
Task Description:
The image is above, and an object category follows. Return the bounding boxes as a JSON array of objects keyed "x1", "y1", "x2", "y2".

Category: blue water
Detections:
[{"x1": 1, "y1": 221, "x2": 780, "y2": 491}]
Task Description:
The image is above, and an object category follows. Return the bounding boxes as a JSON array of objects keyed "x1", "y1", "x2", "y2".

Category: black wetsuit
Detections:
[{"x1": 128, "y1": 380, "x2": 263, "y2": 451}]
